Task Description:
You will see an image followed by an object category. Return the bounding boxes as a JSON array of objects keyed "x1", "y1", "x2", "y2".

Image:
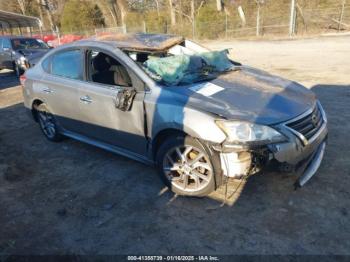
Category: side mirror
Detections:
[{"x1": 114, "y1": 88, "x2": 137, "y2": 111}]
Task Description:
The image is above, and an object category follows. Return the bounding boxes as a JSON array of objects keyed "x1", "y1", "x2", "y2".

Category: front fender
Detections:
[{"x1": 150, "y1": 105, "x2": 226, "y2": 144}]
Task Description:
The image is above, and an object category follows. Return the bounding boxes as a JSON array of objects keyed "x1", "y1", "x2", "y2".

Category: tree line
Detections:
[{"x1": 0, "y1": 0, "x2": 345, "y2": 37}]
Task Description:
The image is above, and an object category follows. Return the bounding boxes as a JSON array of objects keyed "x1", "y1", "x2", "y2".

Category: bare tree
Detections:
[
  {"x1": 169, "y1": 0, "x2": 176, "y2": 26},
  {"x1": 16, "y1": 0, "x2": 26, "y2": 14},
  {"x1": 35, "y1": 0, "x2": 46, "y2": 30},
  {"x1": 107, "y1": 5, "x2": 119, "y2": 27},
  {"x1": 115, "y1": 0, "x2": 128, "y2": 27},
  {"x1": 96, "y1": 0, "x2": 118, "y2": 27},
  {"x1": 216, "y1": 0, "x2": 223, "y2": 12},
  {"x1": 155, "y1": 0, "x2": 160, "y2": 17},
  {"x1": 35, "y1": 0, "x2": 55, "y2": 32},
  {"x1": 237, "y1": 5, "x2": 246, "y2": 27}
]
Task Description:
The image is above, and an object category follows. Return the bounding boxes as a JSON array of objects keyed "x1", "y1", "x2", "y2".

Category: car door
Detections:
[
  {"x1": 0, "y1": 38, "x2": 13, "y2": 69},
  {"x1": 76, "y1": 48, "x2": 148, "y2": 156},
  {"x1": 38, "y1": 48, "x2": 84, "y2": 133}
]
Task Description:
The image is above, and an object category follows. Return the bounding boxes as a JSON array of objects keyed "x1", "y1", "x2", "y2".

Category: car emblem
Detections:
[{"x1": 311, "y1": 114, "x2": 318, "y2": 127}]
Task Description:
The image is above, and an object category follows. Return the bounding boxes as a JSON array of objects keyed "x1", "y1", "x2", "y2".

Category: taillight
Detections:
[{"x1": 20, "y1": 74, "x2": 27, "y2": 86}]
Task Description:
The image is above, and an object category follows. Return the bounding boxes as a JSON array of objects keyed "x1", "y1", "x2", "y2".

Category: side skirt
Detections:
[{"x1": 62, "y1": 130, "x2": 155, "y2": 166}]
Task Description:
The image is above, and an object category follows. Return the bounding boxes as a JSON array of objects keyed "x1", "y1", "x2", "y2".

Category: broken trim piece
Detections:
[
  {"x1": 295, "y1": 141, "x2": 326, "y2": 188},
  {"x1": 114, "y1": 88, "x2": 137, "y2": 111}
]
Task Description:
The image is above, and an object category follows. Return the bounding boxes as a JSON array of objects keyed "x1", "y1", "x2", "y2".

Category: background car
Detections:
[{"x1": 0, "y1": 36, "x2": 51, "y2": 76}]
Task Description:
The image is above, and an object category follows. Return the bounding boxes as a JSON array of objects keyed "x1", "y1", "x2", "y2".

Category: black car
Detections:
[{"x1": 0, "y1": 36, "x2": 50, "y2": 76}]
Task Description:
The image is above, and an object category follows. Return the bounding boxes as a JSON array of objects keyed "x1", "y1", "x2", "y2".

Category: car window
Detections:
[
  {"x1": 52, "y1": 50, "x2": 83, "y2": 80},
  {"x1": 2, "y1": 39, "x2": 11, "y2": 49},
  {"x1": 0, "y1": 39, "x2": 3, "y2": 50},
  {"x1": 11, "y1": 38, "x2": 49, "y2": 50},
  {"x1": 87, "y1": 50, "x2": 132, "y2": 87}
]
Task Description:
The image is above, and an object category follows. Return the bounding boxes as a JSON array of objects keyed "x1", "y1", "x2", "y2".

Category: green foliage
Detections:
[
  {"x1": 125, "y1": 10, "x2": 168, "y2": 33},
  {"x1": 195, "y1": 5, "x2": 226, "y2": 39},
  {"x1": 125, "y1": 12, "x2": 143, "y2": 29},
  {"x1": 144, "y1": 11, "x2": 168, "y2": 33},
  {"x1": 61, "y1": 0, "x2": 105, "y2": 33},
  {"x1": 91, "y1": 4, "x2": 105, "y2": 28}
]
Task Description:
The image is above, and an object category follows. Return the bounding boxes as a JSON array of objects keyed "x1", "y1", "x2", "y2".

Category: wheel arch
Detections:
[
  {"x1": 152, "y1": 128, "x2": 188, "y2": 160},
  {"x1": 31, "y1": 99, "x2": 44, "y2": 122}
]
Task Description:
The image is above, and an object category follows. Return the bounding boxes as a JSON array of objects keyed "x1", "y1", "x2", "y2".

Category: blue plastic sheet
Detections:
[{"x1": 144, "y1": 50, "x2": 233, "y2": 85}]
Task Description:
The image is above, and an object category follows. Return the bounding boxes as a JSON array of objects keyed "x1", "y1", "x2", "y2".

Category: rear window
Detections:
[{"x1": 51, "y1": 50, "x2": 83, "y2": 80}]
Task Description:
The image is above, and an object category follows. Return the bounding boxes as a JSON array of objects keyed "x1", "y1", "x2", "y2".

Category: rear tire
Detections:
[
  {"x1": 35, "y1": 104, "x2": 63, "y2": 142},
  {"x1": 156, "y1": 135, "x2": 220, "y2": 197}
]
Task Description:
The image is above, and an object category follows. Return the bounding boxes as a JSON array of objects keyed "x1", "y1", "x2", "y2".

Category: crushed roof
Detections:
[{"x1": 94, "y1": 33, "x2": 184, "y2": 52}]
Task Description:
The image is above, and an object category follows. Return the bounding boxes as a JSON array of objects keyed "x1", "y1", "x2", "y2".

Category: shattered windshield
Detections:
[{"x1": 143, "y1": 50, "x2": 235, "y2": 86}]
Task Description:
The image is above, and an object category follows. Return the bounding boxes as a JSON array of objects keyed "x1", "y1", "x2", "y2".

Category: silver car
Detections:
[{"x1": 22, "y1": 33, "x2": 328, "y2": 196}]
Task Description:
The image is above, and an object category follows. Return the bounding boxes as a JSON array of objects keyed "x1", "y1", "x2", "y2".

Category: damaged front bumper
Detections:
[
  {"x1": 295, "y1": 141, "x2": 326, "y2": 188},
  {"x1": 215, "y1": 102, "x2": 328, "y2": 187}
]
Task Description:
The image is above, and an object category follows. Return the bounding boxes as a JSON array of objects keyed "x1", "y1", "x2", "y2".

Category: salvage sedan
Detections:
[{"x1": 21, "y1": 33, "x2": 328, "y2": 196}]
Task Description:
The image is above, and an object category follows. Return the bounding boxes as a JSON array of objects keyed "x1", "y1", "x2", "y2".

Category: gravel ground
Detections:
[{"x1": 0, "y1": 36, "x2": 349, "y2": 256}]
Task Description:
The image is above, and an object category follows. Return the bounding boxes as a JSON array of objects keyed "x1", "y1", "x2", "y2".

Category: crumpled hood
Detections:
[{"x1": 167, "y1": 66, "x2": 316, "y2": 125}]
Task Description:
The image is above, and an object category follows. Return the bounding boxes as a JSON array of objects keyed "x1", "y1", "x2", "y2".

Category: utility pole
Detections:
[
  {"x1": 338, "y1": 0, "x2": 346, "y2": 32},
  {"x1": 225, "y1": 12, "x2": 228, "y2": 38},
  {"x1": 169, "y1": 0, "x2": 176, "y2": 26},
  {"x1": 191, "y1": 0, "x2": 195, "y2": 39},
  {"x1": 237, "y1": 6, "x2": 246, "y2": 27},
  {"x1": 256, "y1": 3, "x2": 261, "y2": 36},
  {"x1": 255, "y1": 0, "x2": 264, "y2": 36},
  {"x1": 289, "y1": 0, "x2": 296, "y2": 36}
]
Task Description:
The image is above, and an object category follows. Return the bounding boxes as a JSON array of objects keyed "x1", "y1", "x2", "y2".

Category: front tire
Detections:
[
  {"x1": 35, "y1": 104, "x2": 63, "y2": 142},
  {"x1": 156, "y1": 136, "x2": 219, "y2": 197},
  {"x1": 13, "y1": 63, "x2": 24, "y2": 77}
]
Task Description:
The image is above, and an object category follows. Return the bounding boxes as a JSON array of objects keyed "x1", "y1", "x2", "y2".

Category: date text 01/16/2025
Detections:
[{"x1": 127, "y1": 255, "x2": 220, "y2": 261}]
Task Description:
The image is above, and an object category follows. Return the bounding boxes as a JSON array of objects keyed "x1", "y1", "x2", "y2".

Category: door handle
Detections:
[
  {"x1": 42, "y1": 88, "x2": 53, "y2": 94},
  {"x1": 80, "y1": 95, "x2": 92, "y2": 104}
]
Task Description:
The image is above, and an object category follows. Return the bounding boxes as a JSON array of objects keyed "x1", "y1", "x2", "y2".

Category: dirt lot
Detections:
[{"x1": 0, "y1": 36, "x2": 349, "y2": 256}]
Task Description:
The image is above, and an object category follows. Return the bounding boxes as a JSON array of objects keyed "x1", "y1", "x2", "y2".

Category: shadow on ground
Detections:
[
  {"x1": 0, "y1": 70, "x2": 19, "y2": 90},
  {"x1": 0, "y1": 84, "x2": 349, "y2": 255}
]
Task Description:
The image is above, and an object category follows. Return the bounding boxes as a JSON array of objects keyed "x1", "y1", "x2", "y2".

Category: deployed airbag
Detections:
[{"x1": 144, "y1": 50, "x2": 233, "y2": 85}]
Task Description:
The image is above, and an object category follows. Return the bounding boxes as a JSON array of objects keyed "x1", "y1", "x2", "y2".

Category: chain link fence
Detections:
[
  {"x1": 19, "y1": 1, "x2": 350, "y2": 46},
  {"x1": 122, "y1": 1, "x2": 349, "y2": 39}
]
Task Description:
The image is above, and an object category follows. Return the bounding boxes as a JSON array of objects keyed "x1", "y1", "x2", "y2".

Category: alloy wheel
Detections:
[
  {"x1": 38, "y1": 110, "x2": 56, "y2": 139},
  {"x1": 163, "y1": 145, "x2": 213, "y2": 193}
]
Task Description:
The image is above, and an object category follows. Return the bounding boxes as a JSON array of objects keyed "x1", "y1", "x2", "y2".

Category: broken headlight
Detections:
[{"x1": 216, "y1": 120, "x2": 285, "y2": 144}]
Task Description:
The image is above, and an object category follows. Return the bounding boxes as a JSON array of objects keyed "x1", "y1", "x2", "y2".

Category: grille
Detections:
[{"x1": 286, "y1": 104, "x2": 324, "y2": 141}]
